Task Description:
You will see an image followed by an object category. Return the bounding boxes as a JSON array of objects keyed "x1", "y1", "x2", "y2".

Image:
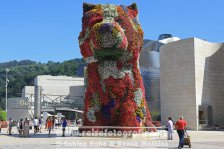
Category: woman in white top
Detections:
[{"x1": 167, "y1": 117, "x2": 174, "y2": 140}]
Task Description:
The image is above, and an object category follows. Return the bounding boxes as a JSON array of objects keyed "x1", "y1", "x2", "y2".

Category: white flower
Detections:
[
  {"x1": 100, "y1": 32, "x2": 117, "y2": 48},
  {"x1": 120, "y1": 51, "x2": 133, "y2": 66},
  {"x1": 79, "y1": 27, "x2": 90, "y2": 45},
  {"x1": 98, "y1": 60, "x2": 125, "y2": 80},
  {"x1": 98, "y1": 60, "x2": 134, "y2": 86},
  {"x1": 102, "y1": 4, "x2": 118, "y2": 23},
  {"x1": 85, "y1": 56, "x2": 98, "y2": 63},
  {"x1": 134, "y1": 88, "x2": 143, "y2": 106},
  {"x1": 123, "y1": 69, "x2": 134, "y2": 83},
  {"x1": 87, "y1": 107, "x2": 96, "y2": 123}
]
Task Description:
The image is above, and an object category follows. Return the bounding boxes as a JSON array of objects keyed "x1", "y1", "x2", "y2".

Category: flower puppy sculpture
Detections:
[{"x1": 79, "y1": 3, "x2": 153, "y2": 131}]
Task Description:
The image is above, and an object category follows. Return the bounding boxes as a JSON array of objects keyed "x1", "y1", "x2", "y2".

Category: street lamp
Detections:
[{"x1": 5, "y1": 68, "x2": 9, "y2": 113}]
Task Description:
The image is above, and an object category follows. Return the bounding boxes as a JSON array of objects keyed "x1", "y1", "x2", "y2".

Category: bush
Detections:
[
  {"x1": 151, "y1": 110, "x2": 161, "y2": 121},
  {"x1": 0, "y1": 109, "x2": 7, "y2": 121}
]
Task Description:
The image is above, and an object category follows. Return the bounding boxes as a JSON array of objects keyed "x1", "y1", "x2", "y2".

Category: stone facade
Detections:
[
  {"x1": 160, "y1": 38, "x2": 224, "y2": 130},
  {"x1": 7, "y1": 97, "x2": 29, "y2": 120},
  {"x1": 139, "y1": 35, "x2": 180, "y2": 116},
  {"x1": 195, "y1": 39, "x2": 224, "y2": 127},
  {"x1": 8, "y1": 75, "x2": 85, "y2": 120}
]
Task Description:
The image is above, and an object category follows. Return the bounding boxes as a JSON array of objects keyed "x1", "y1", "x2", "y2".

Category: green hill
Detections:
[{"x1": 0, "y1": 58, "x2": 85, "y2": 109}]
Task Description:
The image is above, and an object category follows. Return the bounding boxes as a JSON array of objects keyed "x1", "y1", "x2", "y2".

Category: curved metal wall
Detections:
[{"x1": 141, "y1": 68, "x2": 160, "y2": 113}]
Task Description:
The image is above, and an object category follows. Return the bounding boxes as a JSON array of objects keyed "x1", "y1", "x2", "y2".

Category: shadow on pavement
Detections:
[{"x1": 1, "y1": 133, "x2": 57, "y2": 138}]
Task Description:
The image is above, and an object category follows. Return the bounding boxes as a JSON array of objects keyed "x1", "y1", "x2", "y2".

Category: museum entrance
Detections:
[
  {"x1": 43, "y1": 108, "x2": 83, "y2": 121},
  {"x1": 199, "y1": 105, "x2": 213, "y2": 126}
]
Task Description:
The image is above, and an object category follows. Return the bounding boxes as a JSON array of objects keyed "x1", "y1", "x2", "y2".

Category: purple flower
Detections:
[
  {"x1": 101, "y1": 99, "x2": 116, "y2": 121},
  {"x1": 136, "y1": 116, "x2": 141, "y2": 123},
  {"x1": 99, "y1": 23, "x2": 113, "y2": 34}
]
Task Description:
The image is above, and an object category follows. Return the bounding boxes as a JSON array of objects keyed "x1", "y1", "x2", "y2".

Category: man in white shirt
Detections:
[{"x1": 33, "y1": 117, "x2": 39, "y2": 133}]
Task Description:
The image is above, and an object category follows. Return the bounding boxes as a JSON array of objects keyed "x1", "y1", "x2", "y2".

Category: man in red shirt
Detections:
[{"x1": 175, "y1": 116, "x2": 187, "y2": 148}]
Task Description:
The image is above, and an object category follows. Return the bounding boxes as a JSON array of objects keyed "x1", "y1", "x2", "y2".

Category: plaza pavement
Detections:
[{"x1": 0, "y1": 127, "x2": 224, "y2": 149}]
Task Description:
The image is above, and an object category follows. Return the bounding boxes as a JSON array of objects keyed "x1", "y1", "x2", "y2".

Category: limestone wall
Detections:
[
  {"x1": 7, "y1": 97, "x2": 29, "y2": 121},
  {"x1": 160, "y1": 38, "x2": 224, "y2": 129},
  {"x1": 22, "y1": 75, "x2": 85, "y2": 110},
  {"x1": 34, "y1": 75, "x2": 84, "y2": 86},
  {"x1": 195, "y1": 39, "x2": 224, "y2": 126},
  {"x1": 22, "y1": 76, "x2": 85, "y2": 101},
  {"x1": 160, "y1": 38, "x2": 197, "y2": 129}
]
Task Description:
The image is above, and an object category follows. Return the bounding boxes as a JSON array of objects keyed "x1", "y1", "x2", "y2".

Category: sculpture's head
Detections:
[{"x1": 79, "y1": 3, "x2": 143, "y2": 62}]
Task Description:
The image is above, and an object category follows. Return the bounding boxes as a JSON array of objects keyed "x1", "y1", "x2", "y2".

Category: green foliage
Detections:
[
  {"x1": 0, "y1": 58, "x2": 85, "y2": 109},
  {"x1": 94, "y1": 48, "x2": 124, "y2": 61},
  {"x1": 0, "y1": 109, "x2": 7, "y2": 121},
  {"x1": 151, "y1": 110, "x2": 161, "y2": 121}
]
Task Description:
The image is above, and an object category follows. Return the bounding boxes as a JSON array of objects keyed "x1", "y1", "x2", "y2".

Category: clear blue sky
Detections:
[{"x1": 0, "y1": 0, "x2": 224, "y2": 63}]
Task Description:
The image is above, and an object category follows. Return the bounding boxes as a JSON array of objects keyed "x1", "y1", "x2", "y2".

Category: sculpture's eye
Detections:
[
  {"x1": 115, "y1": 17, "x2": 122, "y2": 24},
  {"x1": 83, "y1": 12, "x2": 103, "y2": 27},
  {"x1": 89, "y1": 17, "x2": 103, "y2": 27}
]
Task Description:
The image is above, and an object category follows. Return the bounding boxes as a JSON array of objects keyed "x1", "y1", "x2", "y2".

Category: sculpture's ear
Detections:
[
  {"x1": 128, "y1": 3, "x2": 138, "y2": 10},
  {"x1": 83, "y1": 2, "x2": 96, "y2": 13},
  {"x1": 128, "y1": 3, "x2": 138, "y2": 17}
]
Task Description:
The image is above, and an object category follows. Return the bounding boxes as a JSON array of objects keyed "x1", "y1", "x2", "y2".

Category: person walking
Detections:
[
  {"x1": 17, "y1": 120, "x2": 20, "y2": 133},
  {"x1": 52, "y1": 116, "x2": 55, "y2": 131},
  {"x1": 39, "y1": 117, "x2": 43, "y2": 133},
  {"x1": 19, "y1": 118, "x2": 24, "y2": 137},
  {"x1": 62, "y1": 118, "x2": 67, "y2": 137},
  {"x1": 45, "y1": 117, "x2": 48, "y2": 130},
  {"x1": 33, "y1": 117, "x2": 39, "y2": 133},
  {"x1": 46, "y1": 117, "x2": 53, "y2": 137},
  {"x1": 0, "y1": 119, "x2": 2, "y2": 134},
  {"x1": 175, "y1": 116, "x2": 187, "y2": 149},
  {"x1": 23, "y1": 118, "x2": 30, "y2": 137},
  {"x1": 8, "y1": 118, "x2": 13, "y2": 135},
  {"x1": 167, "y1": 117, "x2": 174, "y2": 140}
]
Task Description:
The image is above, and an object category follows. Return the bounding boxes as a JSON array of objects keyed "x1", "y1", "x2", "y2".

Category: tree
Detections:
[
  {"x1": 0, "y1": 109, "x2": 7, "y2": 121},
  {"x1": 0, "y1": 59, "x2": 85, "y2": 109},
  {"x1": 151, "y1": 110, "x2": 161, "y2": 121}
]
